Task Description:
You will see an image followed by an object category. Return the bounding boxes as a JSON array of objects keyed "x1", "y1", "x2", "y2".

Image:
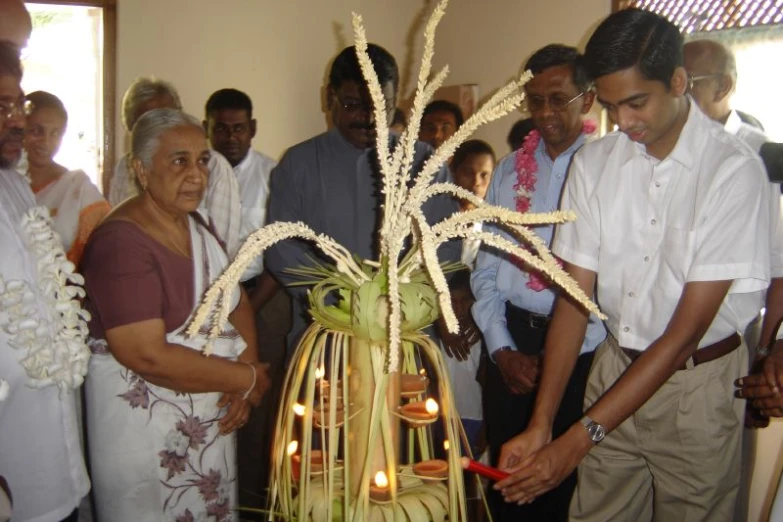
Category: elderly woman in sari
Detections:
[
  {"x1": 81, "y1": 108, "x2": 269, "y2": 522},
  {"x1": 24, "y1": 90, "x2": 110, "y2": 266}
]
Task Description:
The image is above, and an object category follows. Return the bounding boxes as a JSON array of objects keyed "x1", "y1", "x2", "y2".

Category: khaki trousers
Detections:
[{"x1": 569, "y1": 334, "x2": 747, "y2": 522}]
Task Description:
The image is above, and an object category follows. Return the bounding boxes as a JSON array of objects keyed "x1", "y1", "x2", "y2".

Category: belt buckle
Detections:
[{"x1": 529, "y1": 313, "x2": 549, "y2": 329}]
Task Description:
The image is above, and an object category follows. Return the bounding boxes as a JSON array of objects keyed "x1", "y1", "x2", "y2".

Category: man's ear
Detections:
[
  {"x1": 671, "y1": 67, "x2": 688, "y2": 96},
  {"x1": 581, "y1": 91, "x2": 596, "y2": 114},
  {"x1": 250, "y1": 119, "x2": 257, "y2": 139},
  {"x1": 714, "y1": 74, "x2": 734, "y2": 103}
]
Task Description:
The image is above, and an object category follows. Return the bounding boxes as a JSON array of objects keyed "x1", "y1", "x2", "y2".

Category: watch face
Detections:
[{"x1": 587, "y1": 423, "x2": 605, "y2": 443}]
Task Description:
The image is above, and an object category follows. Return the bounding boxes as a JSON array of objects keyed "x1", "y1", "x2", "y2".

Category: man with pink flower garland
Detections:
[{"x1": 470, "y1": 44, "x2": 606, "y2": 522}]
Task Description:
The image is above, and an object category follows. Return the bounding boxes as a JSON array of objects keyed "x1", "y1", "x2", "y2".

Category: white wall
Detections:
[{"x1": 116, "y1": 0, "x2": 611, "y2": 159}]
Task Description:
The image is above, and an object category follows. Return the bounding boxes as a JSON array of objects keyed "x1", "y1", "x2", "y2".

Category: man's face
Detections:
[
  {"x1": 452, "y1": 152, "x2": 494, "y2": 210},
  {"x1": 525, "y1": 64, "x2": 592, "y2": 156},
  {"x1": 329, "y1": 80, "x2": 395, "y2": 149},
  {"x1": 419, "y1": 110, "x2": 458, "y2": 149},
  {"x1": 683, "y1": 45, "x2": 727, "y2": 122},
  {"x1": 595, "y1": 66, "x2": 687, "y2": 159},
  {"x1": 0, "y1": 73, "x2": 25, "y2": 169},
  {"x1": 205, "y1": 108, "x2": 255, "y2": 167}
]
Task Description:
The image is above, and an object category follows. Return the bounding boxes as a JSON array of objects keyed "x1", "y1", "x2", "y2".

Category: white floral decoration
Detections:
[{"x1": 0, "y1": 206, "x2": 91, "y2": 397}]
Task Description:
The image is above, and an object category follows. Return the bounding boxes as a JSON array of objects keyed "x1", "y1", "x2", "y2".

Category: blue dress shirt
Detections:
[{"x1": 471, "y1": 133, "x2": 606, "y2": 356}]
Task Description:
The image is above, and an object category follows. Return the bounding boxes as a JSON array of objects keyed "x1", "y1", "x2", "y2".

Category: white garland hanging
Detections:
[{"x1": 0, "y1": 206, "x2": 91, "y2": 398}]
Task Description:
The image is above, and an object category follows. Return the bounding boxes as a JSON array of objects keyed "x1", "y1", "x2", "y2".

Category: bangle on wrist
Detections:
[{"x1": 242, "y1": 362, "x2": 256, "y2": 401}]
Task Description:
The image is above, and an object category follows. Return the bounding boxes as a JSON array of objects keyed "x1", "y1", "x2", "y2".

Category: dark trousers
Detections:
[
  {"x1": 237, "y1": 288, "x2": 292, "y2": 512},
  {"x1": 483, "y1": 303, "x2": 594, "y2": 522}
]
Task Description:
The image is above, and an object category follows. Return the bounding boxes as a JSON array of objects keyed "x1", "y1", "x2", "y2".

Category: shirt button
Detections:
[
  {"x1": 628, "y1": 291, "x2": 635, "y2": 297},
  {"x1": 650, "y1": 219, "x2": 657, "y2": 225},
  {"x1": 623, "y1": 326, "x2": 630, "y2": 332},
  {"x1": 655, "y1": 181, "x2": 661, "y2": 187},
  {"x1": 644, "y1": 255, "x2": 650, "y2": 262}
]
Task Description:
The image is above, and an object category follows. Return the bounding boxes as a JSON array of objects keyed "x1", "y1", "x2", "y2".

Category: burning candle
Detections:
[
  {"x1": 369, "y1": 470, "x2": 391, "y2": 502},
  {"x1": 399, "y1": 398, "x2": 439, "y2": 424},
  {"x1": 443, "y1": 440, "x2": 450, "y2": 451},
  {"x1": 314, "y1": 366, "x2": 325, "y2": 379},
  {"x1": 292, "y1": 403, "x2": 306, "y2": 416},
  {"x1": 460, "y1": 457, "x2": 509, "y2": 482}
]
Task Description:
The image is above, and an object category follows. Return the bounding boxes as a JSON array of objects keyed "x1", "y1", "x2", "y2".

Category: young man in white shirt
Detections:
[
  {"x1": 204, "y1": 88, "x2": 289, "y2": 509},
  {"x1": 494, "y1": 9, "x2": 771, "y2": 521}
]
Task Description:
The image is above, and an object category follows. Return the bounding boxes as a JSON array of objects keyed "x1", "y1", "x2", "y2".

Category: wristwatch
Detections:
[{"x1": 580, "y1": 416, "x2": 606, "y2": 444}]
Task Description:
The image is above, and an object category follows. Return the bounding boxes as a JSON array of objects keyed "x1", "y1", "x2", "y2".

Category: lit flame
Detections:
[
  {"x1": 374, "y1": 470, "x2": 389, "y2": 488},
  {"x1": 292, "y1": 403, "x2": 306, "y2": 416},
  {"x1": 419, "y1": 368, "x2": 426, "y2": 376},
  {"x1": 425, "y1": 398, "x2": 439, "y2": 415},
  {"x1": 287, "y1": 440, "x2": 298, "y2": 456},
  {"x1": 315, "y1": 366, "x2": 325, "y2": 379},
  {"x1": 443, "y1": 440, "x2": 450, "y2": 451}
]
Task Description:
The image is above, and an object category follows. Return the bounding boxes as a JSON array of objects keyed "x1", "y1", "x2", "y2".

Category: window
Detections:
[
  {"x1": 21, "y1": 0, "x2": 116, "y2": 192},
  {"x1": 614, "y1": 0, "x2": 783, "y2": 140}
]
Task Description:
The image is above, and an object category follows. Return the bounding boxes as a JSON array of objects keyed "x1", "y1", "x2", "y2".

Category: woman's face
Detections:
[
  {"x1": 24, "y1": 107, "x2": 66, "y2": 168},
  {"x1": 136, "y1": 125, "x2": 210, "y2": 215}
]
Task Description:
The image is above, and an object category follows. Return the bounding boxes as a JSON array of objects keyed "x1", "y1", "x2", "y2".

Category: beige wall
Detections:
[{"x1": 116, "y1": 0, "x2": 611, "y2": 159}]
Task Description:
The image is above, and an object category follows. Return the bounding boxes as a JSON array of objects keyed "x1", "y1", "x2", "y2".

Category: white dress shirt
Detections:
[
  {"x1": 0, "y1": 170, "x2": 90, "y2": 522},
  {"x1": 234, "y1": 149, "x2": 276, "y2": 281},
  {"x1": 724, "y1": 109, "x2": 783, "y2": 280},
  {"x1": 553, "y1": 103, "x2": 771, "y2": 350},
  {"x1": 108, "y1": 151, "x2": 242, "y2": 257}
]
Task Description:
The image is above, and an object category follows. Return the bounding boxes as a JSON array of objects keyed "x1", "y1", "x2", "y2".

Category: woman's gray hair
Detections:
[
  {"x1": 121, "y1": 76, "x2": 183, "y2": 131},
  {"x1": 131, "y1": 108, "x2": 203, "y2": 169}
]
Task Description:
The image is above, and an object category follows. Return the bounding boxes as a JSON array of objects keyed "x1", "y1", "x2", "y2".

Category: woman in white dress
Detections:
[
  {"x1": 81, "y1": 109, "x2": 271, "y2": 521},
  {"x1": 24, "y1": 90, "x2": 110, "y2": 266}
]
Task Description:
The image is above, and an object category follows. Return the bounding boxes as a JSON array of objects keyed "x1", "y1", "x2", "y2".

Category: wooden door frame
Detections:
[{"x1": 25, "y1": 0, "x2": 116, "y2": 192}]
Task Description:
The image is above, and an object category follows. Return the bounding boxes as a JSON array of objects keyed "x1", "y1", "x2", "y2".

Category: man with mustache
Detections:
[
  {"x1": 265, "y1": 44, "x2": 458, "y2": 355},
  {"x1": 495, "y1": 9, "x2": 770, "y2": 521},
  {"x1": 471, "y1": 44, "x2": 606, "y2": 522}
]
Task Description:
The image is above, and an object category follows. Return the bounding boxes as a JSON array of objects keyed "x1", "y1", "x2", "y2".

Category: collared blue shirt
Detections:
[{"x1": 471, "y1": 133, "x2": 606, "y2": 355}]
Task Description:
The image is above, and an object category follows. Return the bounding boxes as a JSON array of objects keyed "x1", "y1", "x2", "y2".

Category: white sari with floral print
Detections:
[{"x1": 85, "y1": 217, "x2": 245, "y2": 522}]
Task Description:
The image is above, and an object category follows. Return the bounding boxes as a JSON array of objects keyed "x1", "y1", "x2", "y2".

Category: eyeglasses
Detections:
[
  {"x1": 687, "y1": 73, "x2": 723, "y2": 92},
  {"x1": 525, "y1": 92, "x2": 584, "y2": 113},
  {"x1": 0, "y1": 98, "x2": 33, "y2": 120},
  {"x1": 212, "y1": 122, "x2": 251, "y2": 137},
  {"x1": 335, "y1": 94, "x2": 393, "y2": 115}
]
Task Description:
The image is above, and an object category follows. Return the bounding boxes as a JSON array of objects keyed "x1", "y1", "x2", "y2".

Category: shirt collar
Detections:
[
  {"x1": 234, "y1": 149, "x2": 254, "y2": 172},
  {"x1": 623, "y1": 98, "x2": 700, "y2": 170},
  {"x1": 724, "y1": 109, "x2": 743, "y2": 136},
  {"x1": 535, "y1": 128, "x2": 587, "y2": 164}
]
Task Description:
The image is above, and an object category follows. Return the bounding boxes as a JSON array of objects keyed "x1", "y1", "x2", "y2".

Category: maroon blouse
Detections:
[{"x1": 81, "y1": 220, "x2": 195, "y2": 339}]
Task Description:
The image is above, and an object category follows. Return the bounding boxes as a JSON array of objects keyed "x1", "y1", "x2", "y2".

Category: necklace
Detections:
[{"x1": 512, "y1": 120, "x2": 596, "y2": 291}]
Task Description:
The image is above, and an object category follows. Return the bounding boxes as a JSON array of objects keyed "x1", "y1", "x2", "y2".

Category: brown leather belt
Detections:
[{"x1": 621, "y1": 332, "x2": 741, "y2": 370}]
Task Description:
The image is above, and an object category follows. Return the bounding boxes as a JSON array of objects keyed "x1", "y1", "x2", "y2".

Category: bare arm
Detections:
[
  {"x1": 105, "y1": 318, "x2": 264, "y2": 402},
  {"x1": 759, "y1": 278, "x2": 783, "y2": 348},
  {"x1": 230, "y1": 286, "x2": 259, "y2": 364},
  {"x1": 248, "y1": 271, "x2": 280, "y2": 313}
]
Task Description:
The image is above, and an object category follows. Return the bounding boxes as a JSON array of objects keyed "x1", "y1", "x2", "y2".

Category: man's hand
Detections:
[
  {"x1": 737, "y1": 339, "x2": 783, "y2": 418},
  {"x1": 437, "y1": 315, "x2": 482, "y2": 361},
  {"x1": 495, "y1": 424, "x2": 592, "y2": 505},
  {"x1": 217, "y1": 393, "x2": 251, "y2": 435},
  {"x1": 497, "y1": 422, "x2": 551, "y2": 472},
  {"x1": 495, "y1": 350, "x2": 540, "y2": 394}
]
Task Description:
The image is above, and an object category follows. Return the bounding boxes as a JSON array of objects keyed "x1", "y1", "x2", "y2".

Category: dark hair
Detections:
[
  {"x1": 585, "y1": 8, "x2": 683, "y2": 88},
  {"x1": 507, "y1": 118, "x2": 535, "y2": 151},
  {"x1": 524, "y1": 44, "x2": 591, "y2": 93},
  {"x1": 391, "y1": 107, "x2": 406, "y2": 127},
  {"x1": 26, "y1": 90, "x2": 68, "y2": 124},
  {"x1": 329, "y1": 44, "x2": 399, "y2": 92},
  {"x1": 451, "y1": 139, "x2": 495, "y2": 172},
  {"x1": 205, "y1": 88, "x2": 253, "y2": 119},
  {"x1": 448, "y1": 268, "x2": 472, "y2": 294},
  {"x1": 423, "y1": 100, "x2": 464, "y2": 128},
  {"x1": 0, "y1": 40, "x2": 22, "y2": 79}
]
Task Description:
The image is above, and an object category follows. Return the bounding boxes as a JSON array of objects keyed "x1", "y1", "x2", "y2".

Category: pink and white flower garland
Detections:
[{"x1": 512, "y1": 120, "x2": 596, "y2": 291}]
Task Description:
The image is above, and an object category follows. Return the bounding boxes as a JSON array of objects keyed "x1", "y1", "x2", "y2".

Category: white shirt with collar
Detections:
[
  {"x1": 233, "y1": 149, "x2": 277, "y2": 281},
  {"x1": 554, "y1": 102, "x2": 771, "y2": 350},
  {"x1": 724, "y1": 109, "x2": 783, "y2": 280}
]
